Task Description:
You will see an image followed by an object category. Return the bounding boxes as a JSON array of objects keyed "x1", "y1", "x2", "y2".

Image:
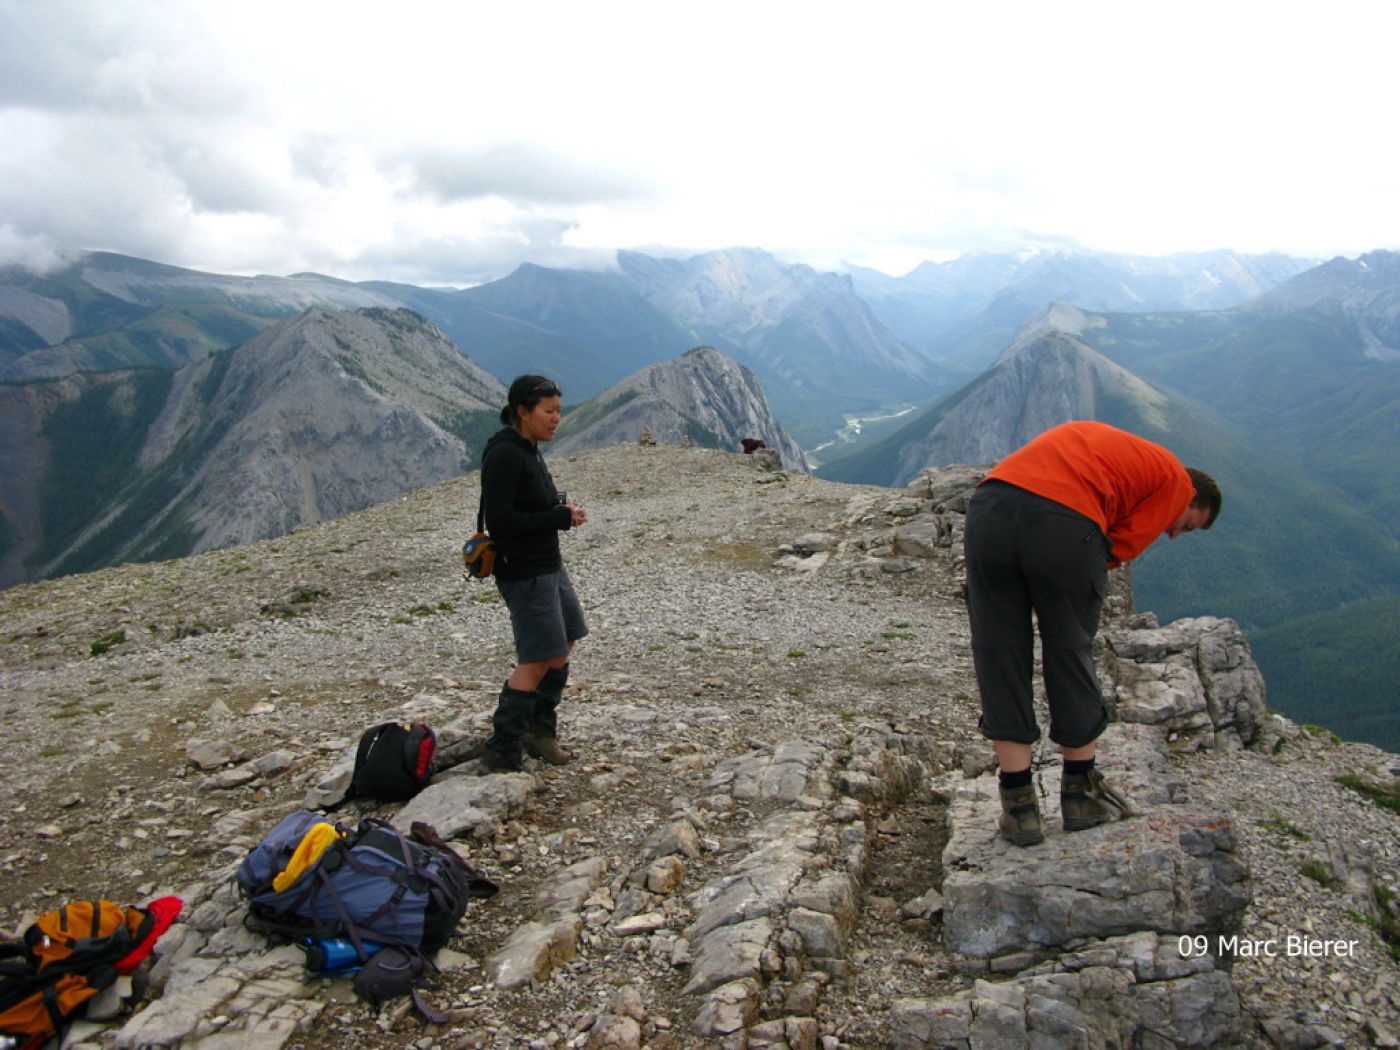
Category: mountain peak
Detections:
[
  {"x1": 551, "y1": 345, "x2": 808, "y2": 470},
  {"x1": 1258, "y1": 249, "x2": 1400, "y2": 333},
  {"x1": 4, "y1": 307, "x2": 503, "y2": 585}
]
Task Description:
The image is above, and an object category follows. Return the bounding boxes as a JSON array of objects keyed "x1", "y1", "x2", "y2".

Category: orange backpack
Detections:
[{"x1": 0, "y1": 898, "x2": 179, "y2": 1044}]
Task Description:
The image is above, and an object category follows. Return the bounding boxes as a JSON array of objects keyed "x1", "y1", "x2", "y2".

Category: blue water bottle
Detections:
[{"x1": 303, "y1": 936, "x2": 384, "y2": 973}]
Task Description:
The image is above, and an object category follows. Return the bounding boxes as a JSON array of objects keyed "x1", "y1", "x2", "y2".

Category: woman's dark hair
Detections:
[{"x1": 500, "y1": 374, "x2": 562, "y2": 427}]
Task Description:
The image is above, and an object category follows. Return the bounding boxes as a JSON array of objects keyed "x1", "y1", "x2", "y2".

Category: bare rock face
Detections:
[
  {"x1": 486, "y1": 856, "x2": 610, "y2": 990},
  {"x1": 135, "y1": 307, "x2": 503, "y2": 555},
  {"x1": 676, "y1": 727, "x2": 925, "y2": 1038},
  {"x1": 910, "y1": 721, "x2": 1252, "y2": 1049}
]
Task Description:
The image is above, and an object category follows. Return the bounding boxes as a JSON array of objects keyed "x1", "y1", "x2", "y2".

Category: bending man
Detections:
[{"x1": 963, "y1": 421, "x2": 1221, "y2": 846}]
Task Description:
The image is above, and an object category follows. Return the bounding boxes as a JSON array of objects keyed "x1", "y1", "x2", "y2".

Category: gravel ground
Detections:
[{"x1": 1, "y1": 443, "x2": 1396, "y2": 1048}]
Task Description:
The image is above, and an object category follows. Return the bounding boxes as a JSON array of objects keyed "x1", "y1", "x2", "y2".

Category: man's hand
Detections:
[{"x1": 567, "y1": 503, "x2": 587, "y2": 527}]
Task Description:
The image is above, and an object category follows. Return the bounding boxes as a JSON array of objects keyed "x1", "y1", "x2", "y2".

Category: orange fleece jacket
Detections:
[{"x1": 985, "y1": 421, "x2": 1194, "y2": 568}]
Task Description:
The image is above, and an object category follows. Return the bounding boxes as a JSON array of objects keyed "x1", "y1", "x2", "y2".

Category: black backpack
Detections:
[{"x1": 351, "y1": 722, "x2": 437, "y2": 802}]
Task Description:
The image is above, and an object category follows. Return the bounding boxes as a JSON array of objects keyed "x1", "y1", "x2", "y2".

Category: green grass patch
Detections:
[
  {"x1": 1300, "y1": 859, "x2": 1336, "y2": 886},
  {"x1": 1258, "y1": 815, "x2": 1311, "y2": 841},
  {"x1": 1334, "y1": 775, "x2": 1400, "y2": 814},
  {"x1": 90, "y1": 629, "x2": 126, "y2": 657},
  {"x1": 1350, "y1": 889, "x2": 1400, "y2": 963},
  {"x1": 1301, "y1": 724, "x2": 1341, "y2": 745}
]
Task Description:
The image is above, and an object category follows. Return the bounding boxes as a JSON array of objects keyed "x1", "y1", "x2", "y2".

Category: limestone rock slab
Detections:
[
  {"x1": 892, "y1": 933, "x2": 1244, "y2": 1049},
  {"x1": 1105, "y1": 616, "x2": 1267, "y2": 749},
  {"x1": 391, "y1": 771, "x2": 534, "y2": 838},
  {"x1": 941, "y1": 724, "x2": 1250, "y2": 961}
]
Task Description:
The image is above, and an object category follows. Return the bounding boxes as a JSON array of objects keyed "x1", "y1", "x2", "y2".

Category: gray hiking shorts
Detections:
[{"x1": 495, "y1": 565, "x2": 589, "y2": 665}]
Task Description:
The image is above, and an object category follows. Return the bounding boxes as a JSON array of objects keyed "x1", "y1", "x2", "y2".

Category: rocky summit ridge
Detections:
[{"x1": 1, "y1": 444, "x2": 1397, "y2": 1049}]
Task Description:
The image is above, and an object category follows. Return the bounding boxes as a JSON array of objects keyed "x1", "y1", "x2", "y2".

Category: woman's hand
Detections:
[{"x1": 567, "y1": 503, "x2": 587, "y2": 527}]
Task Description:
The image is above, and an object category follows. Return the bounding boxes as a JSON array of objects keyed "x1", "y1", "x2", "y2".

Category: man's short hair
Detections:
[{"x1": 1186, "y1": 468, "x2": 1221, "y2": 528}]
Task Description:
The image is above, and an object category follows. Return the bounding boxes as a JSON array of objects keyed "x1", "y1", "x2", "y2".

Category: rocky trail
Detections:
[{"x1": 1, "y1": 444, "x2": 1397, "y2": 1049}]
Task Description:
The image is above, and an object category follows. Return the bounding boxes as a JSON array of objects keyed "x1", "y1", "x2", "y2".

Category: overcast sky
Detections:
[{"x1": 2, "y1": 0, "x2": 1397, "y2": 286}]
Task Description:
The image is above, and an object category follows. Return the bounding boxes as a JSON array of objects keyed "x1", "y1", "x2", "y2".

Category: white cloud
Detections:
[{"x1": 1, "y1": 0, "x2": 1398, "y2": 282}]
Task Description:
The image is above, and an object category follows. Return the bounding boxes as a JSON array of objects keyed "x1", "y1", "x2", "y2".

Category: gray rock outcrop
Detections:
[{"x1": 1104, "y1": 615, "x2": 1270, "y2": 750}]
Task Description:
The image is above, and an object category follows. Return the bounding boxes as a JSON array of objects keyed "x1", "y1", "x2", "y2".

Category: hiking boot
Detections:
[
  {"x1": 474, "y1": 745, "x2": 524, "y2": 775},
  {"x1": 1061, "y1": 767, "x2": 1134, "y2": 831},
  {"x1": 998, "y1": 782, "x2": 1045, "y2": 846},
  {"x1": 522, "y1": 731, "x2": 572, "y2": 765},
  {"x1": 524, "y1": 665, "x2": 572, "y2": 765},
  {"x1": 470, "y1": 683, "x2": 534, "y2": 775}
]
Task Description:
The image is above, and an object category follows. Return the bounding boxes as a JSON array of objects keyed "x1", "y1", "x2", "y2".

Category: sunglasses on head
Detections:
[{"x1": 529, "y1": 382, "x2": 560, "y2": 398}]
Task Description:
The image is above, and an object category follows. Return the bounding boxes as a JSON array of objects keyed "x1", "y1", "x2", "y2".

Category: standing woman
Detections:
[{"x1": 474, "y1": 375, "x2": 588, "y2": 773}]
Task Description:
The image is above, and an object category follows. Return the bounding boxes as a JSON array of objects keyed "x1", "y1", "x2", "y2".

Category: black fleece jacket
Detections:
[{"x1": 480, "y1": 427, "x2": 572, "y2": 581}]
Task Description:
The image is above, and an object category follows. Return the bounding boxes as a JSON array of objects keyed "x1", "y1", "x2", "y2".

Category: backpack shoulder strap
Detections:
[
  {"x1": 411, "y1": 985, "x2": 449, "y2": 1025},
  {"x1": 353, "y1": 724, "x2": 387, "y2": 773}
]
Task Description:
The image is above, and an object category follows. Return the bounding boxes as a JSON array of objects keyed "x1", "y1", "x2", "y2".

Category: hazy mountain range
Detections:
[
  {"x1": 2, "y1": 246, "x2": 1308, "y2": 446},
  {"x1": 847, "y1": 248, "x2": 1317, "y2": 375},
  {"x1": 0, "y1": 244, "x2": 1395, "y2": 749}
]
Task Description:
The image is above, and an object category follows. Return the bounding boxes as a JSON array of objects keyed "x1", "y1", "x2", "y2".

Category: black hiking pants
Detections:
[{"x1": 964, "y1": 480, "x2": 1111, "y2": 748}]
